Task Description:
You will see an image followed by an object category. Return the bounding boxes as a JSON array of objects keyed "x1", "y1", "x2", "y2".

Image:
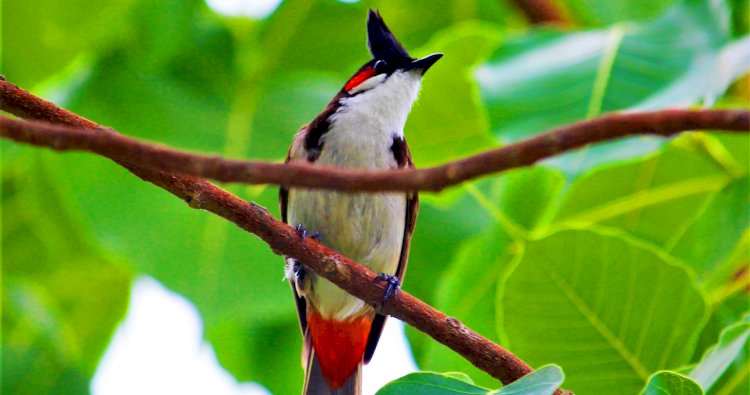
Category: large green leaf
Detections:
[
  {"x1": 499, "y1": 229, "x2": 708, "y2": 394},
  {"x1": 476, "y1": 0, "x2": 749, "y2": 173},
  {"x1": 552, "y1": 137, "x2": 738, "y2": 250},
  {"x1": 2, "y1": 151, "x2": 131, "y2": 394},
  {"x1": 640, "y1": 371, "x2": 704, "y2": 395},
  {"x1": 376, "y1": 365, "x2": 564, "y2": 395}
]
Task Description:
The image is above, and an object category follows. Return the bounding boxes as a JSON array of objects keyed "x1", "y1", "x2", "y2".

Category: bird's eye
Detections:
[{"x1": 374, "y1": 60, "x2": 387, "y2": 73}]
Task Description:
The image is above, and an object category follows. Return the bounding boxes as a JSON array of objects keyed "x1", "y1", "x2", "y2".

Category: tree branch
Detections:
[
  {"x1": 0, "y1": 106, "x2": 747, "y2": 193},
  {"x1": 508, "y1": 0, "x2": 570, "y2": 26},
  {"x1": 0, "y1": 80, "x2": 567, "y2": 393}
]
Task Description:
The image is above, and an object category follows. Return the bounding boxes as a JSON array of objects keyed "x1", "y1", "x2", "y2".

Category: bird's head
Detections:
[{"x1": 341, "y1": 10, "x2": 442, "y2": 100}]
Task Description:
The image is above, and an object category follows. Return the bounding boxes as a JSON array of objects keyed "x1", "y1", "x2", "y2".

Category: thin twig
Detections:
[
  {"x1": 0, "y1": 80, "x2": 568, "y2": 393},
  {"x1": 0, "y1": 109, "x2": 747, "y2": 192},
  {"x1": 508, "y1": 0, "x2": 570, "y2": 26}
]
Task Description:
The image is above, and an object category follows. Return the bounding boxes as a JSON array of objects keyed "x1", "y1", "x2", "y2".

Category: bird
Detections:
[{"x1": 279, "y1": 9, "x2": 442, "y2": 395}]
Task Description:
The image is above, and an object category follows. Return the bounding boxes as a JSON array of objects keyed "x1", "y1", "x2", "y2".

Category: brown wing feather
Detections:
[
  {"x1": 281, "y1": 128, "x2": 310, "y2": 337},
  {"x1": 364, "y1": 139, "x2": 418, "y2": 363}
]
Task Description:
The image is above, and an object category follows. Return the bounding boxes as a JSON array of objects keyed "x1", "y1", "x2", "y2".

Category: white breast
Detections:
[{"x1": 287, "y1": 71, "x2": 421, "y2": 320}]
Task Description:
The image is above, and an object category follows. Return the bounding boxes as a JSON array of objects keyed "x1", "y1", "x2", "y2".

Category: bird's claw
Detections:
[
  {"x1": 374, "y1": 273, "x2": 400, "y2": 309},
  {"x1": 296, "y1": 224, "x2": 322, "y2": 241}
]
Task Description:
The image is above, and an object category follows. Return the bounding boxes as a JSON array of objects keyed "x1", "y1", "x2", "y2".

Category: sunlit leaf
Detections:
[
  {"x1": 376, "y1": 365, "x2": 564, "y2": 395},
  {"x1": 640, "y1": 371, "x2": 704, "y2": 395},
  {"x1": 553, "y1": 138, "x2": 733, "y2": 248}
]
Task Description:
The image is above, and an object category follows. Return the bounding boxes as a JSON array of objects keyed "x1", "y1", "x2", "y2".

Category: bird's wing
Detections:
[
  {"x1": 281, "y1": 128, "x2": 310, "y2": 337},
  {"x1": 364, "y1": 138, "x2": 418, "y2": 363}
]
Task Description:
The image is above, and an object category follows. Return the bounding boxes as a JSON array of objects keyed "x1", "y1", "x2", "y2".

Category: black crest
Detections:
[{"x1": 367, "y1": 10, "x2": 412, "y2": 63}]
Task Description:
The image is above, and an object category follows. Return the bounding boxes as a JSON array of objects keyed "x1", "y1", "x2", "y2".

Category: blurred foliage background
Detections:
[{"x1": 2, "y1": 0, "x2": 749, "y2": 394}]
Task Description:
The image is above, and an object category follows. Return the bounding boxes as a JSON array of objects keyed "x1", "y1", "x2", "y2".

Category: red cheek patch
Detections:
[{"x1": 344, "y1": 67, "x2": 377, "y2": 91}]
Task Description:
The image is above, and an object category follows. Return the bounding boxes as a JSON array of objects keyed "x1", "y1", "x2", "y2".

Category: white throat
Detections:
[{"x1": 317, "y1": 71, "x2": 421, "y2": 169}]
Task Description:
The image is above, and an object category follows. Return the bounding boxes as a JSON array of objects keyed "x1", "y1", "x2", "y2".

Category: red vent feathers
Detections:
[
  {"x1": 307, "y1": 311, "x2": 372, "y2": 389},
  {"x1": 344, "y1": 67, "x2": 376, "y2": 91}
]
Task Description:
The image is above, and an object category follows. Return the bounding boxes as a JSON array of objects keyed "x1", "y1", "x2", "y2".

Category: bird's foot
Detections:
[
  {"x1": 373, "y1": 273, "x2": 401, "y2": 309},
  {"x1": 296, "y1": 224, "x2": 321, "y2": 241}
]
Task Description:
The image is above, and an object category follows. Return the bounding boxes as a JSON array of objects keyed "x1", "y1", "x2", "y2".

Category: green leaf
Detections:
[
  {"x1": 553, "y1": 139, "x2": 733, "y2": 249},
  {"x1": 477, "y1": 0, "x2": 749, "y2": 173},
  {"x1": 376, "y1": 365, "x2": 564, "y2": 395},
  {"x1": 689, "y1": 314, "x2": 750, "y2": 391},
  {"x1": 491, "y1": 166, "x2": 565, "y2": 232},
  {"x1": 711, "y1": 133, "x2": 750, "y2": 174},
  {"x1": 442, "y1": 372, "x2": 475, "y2": 384},
  {"x1": 494, "y1": 365, "x2": 564, "y2": 395},
  {"x1": 499, "y1": 228, "x2": 708, "y2": 394},
  {"x1": 668, "y1": 174, "x2": 749, "y2": 281},
  {"x1": 640, "y1": 371, "x2": 704, "y2": 395}
]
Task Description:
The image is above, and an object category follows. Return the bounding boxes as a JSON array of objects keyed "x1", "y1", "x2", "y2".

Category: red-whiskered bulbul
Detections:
[{"x1": 279, "y1": 9, "x2": 441, "y2": 395}]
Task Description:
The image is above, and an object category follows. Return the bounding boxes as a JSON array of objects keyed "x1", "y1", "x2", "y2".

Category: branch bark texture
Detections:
[
  {"x1": 1, "y1": 106, "x2": 747, "y2": 193},
  {"x1": 0, "y1": 80, "x2": 559, "y2": 392}
]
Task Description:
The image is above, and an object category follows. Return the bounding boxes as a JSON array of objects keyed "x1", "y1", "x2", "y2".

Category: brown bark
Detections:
[{"x1": 1, "y1": 109, "x2": 747, "y2": 193}]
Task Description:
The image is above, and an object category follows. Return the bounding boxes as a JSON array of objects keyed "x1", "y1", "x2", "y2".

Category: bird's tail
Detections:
[
  {"x1": 302, "y1": 311, "x2": 371, "y2": 395},
  {"x1": 303, "y1": 349, "x2": 362, "y2": 395}
]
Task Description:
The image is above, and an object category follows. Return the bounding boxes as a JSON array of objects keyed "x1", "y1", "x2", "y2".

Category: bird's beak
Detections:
[{"x1": 406, "y1": 53, "x2": 443, "y2": 75}]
